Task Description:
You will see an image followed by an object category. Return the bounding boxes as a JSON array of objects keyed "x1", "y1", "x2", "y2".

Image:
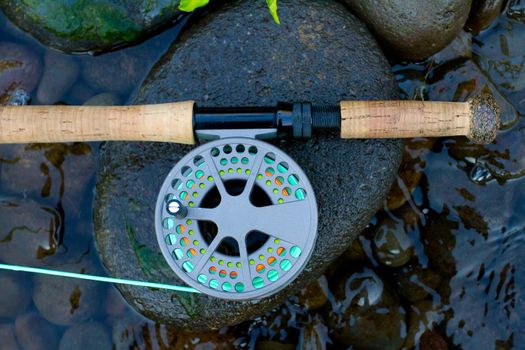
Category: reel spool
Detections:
[{"x1": 155, "y1": 138, "x2": 318, "y2": 300}]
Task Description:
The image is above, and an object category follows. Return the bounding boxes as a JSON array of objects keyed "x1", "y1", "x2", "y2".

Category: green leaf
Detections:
[
  {"x1": 266, "y1": 0, "x2": 280, "y2": 25},
  {"x1": 178, "y1": 0, "x2": 209, "y2": 12}
]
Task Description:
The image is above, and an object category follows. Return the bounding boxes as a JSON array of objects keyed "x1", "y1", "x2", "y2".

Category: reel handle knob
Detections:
[{"x1": 166, "y1": 200, "x2": 188, "y2": 219}]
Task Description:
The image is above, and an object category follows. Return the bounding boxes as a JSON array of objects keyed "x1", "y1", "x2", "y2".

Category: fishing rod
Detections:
[{"x1": 0, "y1": 93, "x2": 500, "y2": 300}]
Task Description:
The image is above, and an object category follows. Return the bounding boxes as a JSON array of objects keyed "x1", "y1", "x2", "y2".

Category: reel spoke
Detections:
[
  {"x1": 187, "y1": 207, "x2": 220, "y2": 222},
  {"x1": 238, "y1": 238, "x2": 252, "y2": 283},
  {"x1": 192, "y1": 233, "x2": 223, "y2": 275},
  {"x1": 239, "y1": 152, "x2": 264, "y2": 200},
  {"x1": 203, "y1": 153, "x2": 229, "y2": 199},
  {"x1": 252, "y1": 200, "x2": 311, "y2": 247}
]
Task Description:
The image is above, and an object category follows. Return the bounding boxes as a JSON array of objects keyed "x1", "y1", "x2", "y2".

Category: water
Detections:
[{"x1": 0, "y1": 6, "x2": 524, "y2": 350}]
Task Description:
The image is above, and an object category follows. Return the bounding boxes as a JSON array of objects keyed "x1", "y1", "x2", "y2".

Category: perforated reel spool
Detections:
[{"x1": 155, "y1": 138, "x2": 318, "y2": 300}]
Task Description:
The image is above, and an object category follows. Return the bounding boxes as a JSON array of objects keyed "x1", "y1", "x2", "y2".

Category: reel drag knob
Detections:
[
  {"x1": 166, "y1": 199, "x2": 188, "y2": 219},
  {"x1": 155, "y1": 138, "x2": 318, "y2": 300}
]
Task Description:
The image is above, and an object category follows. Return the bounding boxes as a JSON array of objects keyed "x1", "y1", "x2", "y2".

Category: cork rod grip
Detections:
[
  {"x1": 340, "y1": 100, "x2": 472, "y2": 139},
  {"x1": 0, "y1": 101, "x2": 196, "y2": 144}
]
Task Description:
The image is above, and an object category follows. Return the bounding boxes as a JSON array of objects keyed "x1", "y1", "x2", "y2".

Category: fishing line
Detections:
[{"x1": 0, "y1": 263, "x2": 200, "y2": 294}]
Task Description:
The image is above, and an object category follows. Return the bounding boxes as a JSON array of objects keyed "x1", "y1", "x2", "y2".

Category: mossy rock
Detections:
[{"x1": 0, "y1": 0, "x2": 186, "y2": 52}]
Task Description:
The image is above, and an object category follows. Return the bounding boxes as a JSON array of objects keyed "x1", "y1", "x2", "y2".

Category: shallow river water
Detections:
[{"x1": 0, "y1": 5, "x2": 524, "y2": 350}]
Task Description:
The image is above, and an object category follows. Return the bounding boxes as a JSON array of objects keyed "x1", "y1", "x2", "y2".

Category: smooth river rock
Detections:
[
  {"x1": 0, "y1": 41, "x2": 41, "y2": 104},
  {"x1": 94, "y1": 0, "x2": 402, "y2": 329},
  {"x1": 326, "y1": 267, "x2": 408, "y2": 350},
  {"x1": 0, "y1": 198, "x2": 60, "y2": 267},
  {"x1": 36, "y1": 50, "x2": 79, "y2": 104},
  {"x1": 32, "y1": 262, "x2": 102, "y2": 326},
  {"x1": 59, "y1": 322, "x2": 112, "y2": 350},
  {"x1": 0, "y1": 272, "x2": 32, "y2": 319},
  {"x1": 15, "y1": 312, "x2": 59, "y2": 350},
  {"x1": 342, "y1": 0, "x2": 473, "y2": 61},
  {"x1": 0, "y1": 0, "x2": 186, "y2": 53}
]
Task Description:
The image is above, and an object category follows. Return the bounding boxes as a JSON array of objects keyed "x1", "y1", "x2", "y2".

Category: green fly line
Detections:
[{"x1": 0, "y1": 263, "x2": 200, "y2": 294}]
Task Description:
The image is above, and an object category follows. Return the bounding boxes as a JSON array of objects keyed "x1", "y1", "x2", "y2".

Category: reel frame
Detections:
[{"x1": 155, "y1": 137, "x2": 318, "y2": 300}]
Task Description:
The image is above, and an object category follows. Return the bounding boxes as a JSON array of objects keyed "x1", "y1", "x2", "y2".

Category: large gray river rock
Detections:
[
  {"x1": 343, "y1": 0, "x2": 472, "y2": 61},
  {"x1": 94, "y1": 0, "x2": 402, "y2": 329}
]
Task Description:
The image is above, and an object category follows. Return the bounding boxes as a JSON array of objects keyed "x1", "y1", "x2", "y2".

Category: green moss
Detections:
[
  {"x1": 125, "y1": 220, "x2": 173, "y2": 280},
  {"x1": 18, "y1": 0, "x2": 147, "y2": 44}
]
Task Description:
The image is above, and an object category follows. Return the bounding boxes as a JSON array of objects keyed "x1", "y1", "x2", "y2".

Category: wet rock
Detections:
[
  {"x1": 110, "y1": 316, "x2": 145, "y2": 350},
  {"x1": 252, "y1": 305, "x2": 295, "y2": 345},
  {"x1": 393, "y1": 264, "x2": 442, "y2": 303},
  {"x1": 15, "y1": 312, "x2": 59, "y2": 350},
  {"x1": 473, "y1": 17, "x2": 525, "y2": 92},
  {"x1": 255, "y1": 341, "x2": 295, "y2": 350},
  {"x1": 81, "y1": 51, "x2": 142, "y2": 95},
  {"x1": 372, "y1": 217, "x2": 414, "y2": 267},
  {"x1": 59, "y1": 322, "x2": 112, "y2": 350},
  {"x1": 386, "y1": 138, "x2": 434, "y2": 211},
  {"x1": 84, "y1": 92, "x2": 121, "y2": 106},
  {"x1": 342, "y1": 0, "x2": 472, "y2": 61},
  {"x1": 68, "y1": 82, "x2": 95, "y2": 105},
  {"x1": 342, "y1": 234, "x2": 368, "y2": 261},
  {"x1": 33, "y1": 262, "x2": 102, "y2": 326},
  {"x1": 507, "y1": 0, "x2": 525, "y2": 21},
  {"x1": 326, "y1": 268, "x2": 407, "y2": 350},
  {"x1": 297, "y1": 278, "x2": 328, "y2": 311},
  {"x1": 467, "y1": 0, "x2": 505, "y2": 34},
  {"x1": 0, "y1": 272, "x2": 32, "y2": 319},
  {"x1": 94, "y1": 0, "x2": 402, "y2": 329},
  {"x1": 4, "y1": 88, "x2": 31, "y2": 106},
  {"x1": 0, "y1": 42, "x2": 41, "y2": 105},
  {"x1": 404, "y1": 300, "x2": 444, "y2": 349},
  {"x1": 0, "y1": 0, "x2": 184, "y2": 53},
  {"x1": 0, "y1": 143, "x2": 96, "y2": 216},
  {"x1": 428, "y1": 59, "x2": 517, "y2": 128},
  {"x1": 0, "y1": 198, "x2": 60, "y2": 267},
  {"x1": 0, "y1": 323, "x2": 20, "y2": 350},
  {"x1": 172, "y1": 329, "x2": 236, "y2": 349},
  {"x1": 420, "y1": 210, "x2": 459, "y2": 279},
  {"x1": 104, "y1": 287, "x2": 127, "y2": 318},
  {"x1": 298, "y1": 316, "x2": 331, "y2": 350},
  {"x1": 432, "y1": 31, "x2": 473, "y2": 66},
  {"x1": 36, "y1": 51, "x2": 79, "y2": 104},
  {"x1": 420, "y1": 330, "x2": 449, "y2": 350}
]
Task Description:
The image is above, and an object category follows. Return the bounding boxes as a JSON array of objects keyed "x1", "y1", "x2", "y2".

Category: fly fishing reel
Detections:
[{"x1": 155, "y1": 137, "x2": 318, "y2": 300}]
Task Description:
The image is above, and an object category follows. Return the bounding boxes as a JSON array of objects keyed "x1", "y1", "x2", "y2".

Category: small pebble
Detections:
[
  {"x1": 37, "y1": 50, "x2": 79, "y2": 104},
  {"x1": 467, "y1": 0, "x2": 505, "y2": 34},
  {"x1": 404, "y1": 300, "x2": 444, "y2": 349},
  {"x1": 83, "y1": 92, "x2": 120, "y2": 106},
  {"x1": 104, "y1": 287, "x2": 127, "y2": 318},
  {"x1": 68, "y1": 82, "x2": 95, "y2": 104},
  {"x1": 298, "y1": 316, "x2": 330, "y2": 350},
  {"x1": 393, "y1": 263, "x2": 442, "y2": 303},
  {"x1": 326, "y1": 268, "x2": 407, "y2": 350},
  {"x1": 59, "y1": 322, "x2": 112, "y2": 350},
  {"x1": 0, "y1": 198, "x2": 60, "y2": 267},
  {"x1": 0, "y1": 271, "x2": 32, "y2": 319},
  {"x1": 0, "y1": 322, "x2": 20, "y2": 350},
  {"x1": 0, "y1": 41, "x2": 41, "y2": 104},
  {"x1": 81, "y1": 51, "x2": 142, "y2": 95},
  {"x1": 15, "y1": 312, "x2": 59, "y2": 350},
  {"x1": 470, "y1": 163, "x2": 493, "y2": 184},
  {"x1": 508, "y1": 0, "x2": 525, "y2": 21},
  {"x1": 373, "y1": 217, "x2": 414, "y2": 267},
  {"x1": 297, "y1": 278, "x2": 328, "y2": 311},
  {"x1": 33, "y1": 262, "x2": 101, "y2": 326}
]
